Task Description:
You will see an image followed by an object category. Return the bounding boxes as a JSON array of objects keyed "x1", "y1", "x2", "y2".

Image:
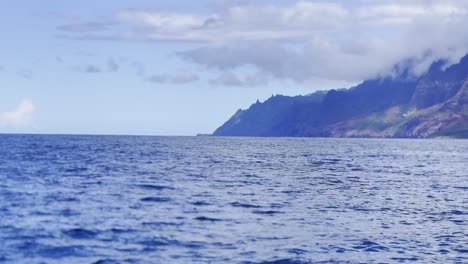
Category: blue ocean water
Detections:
[{"x1": 0, "y1": 135, "x2": 466, "y2": 264}]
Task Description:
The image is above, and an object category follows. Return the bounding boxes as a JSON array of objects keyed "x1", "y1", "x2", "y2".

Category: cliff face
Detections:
[{"x1": 213, "y1": 55, "x2": 468, "y2": 138}]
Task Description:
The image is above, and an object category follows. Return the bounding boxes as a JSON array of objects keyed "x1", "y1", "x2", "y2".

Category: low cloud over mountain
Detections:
[{"x1": 58, "y1": 0, "x2": 468, "y2": 84}]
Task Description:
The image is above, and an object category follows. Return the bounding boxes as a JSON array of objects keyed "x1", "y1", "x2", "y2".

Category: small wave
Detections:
[
  {"x1": 391, "y1": 257, "x2": 420, "y2": 262},
  {"x1": 243, "y1": 259, "x2": 311, "y2": 264},
  {"x1": 230, "y1": 202, "x2": 262, "y2": 208},
  {"x1": 320, "y1": 245, "x2": 354, "y2": 254},
  {"x1": 92, "y1": 259, "x2": 120, "y2": 264},
  {"x1": 194, "y1": 216, "x2": 223, "y2": 222},
  {"x1": 64, "y1": 167, "x2": 88, "y2": 173},
  {"x1": 352, "y1": 239, "x2": 389, "y2": 252},
  {"x1": 288, "y1": 248, "x2": 308, "y2": 255},
  {"x1": 37, "y1": 245, "x2": 91, "y2": 259},
  {"x1": 191, "y1": 201, "x2": 211, "y2": 206},
  {"x1": 252, "y1": 210, "x2": 284, "y2": 215},
  {"x1": 139, "y1": 238, "x2": 170, "y2": 247},
  {"x1": 63, "y1": 228, "x2": 98, "y2": 239},
  {"x1": 59, "y1": 209, "x2": 81, "y2": 217},
  {"x1": 140, "y1": 197, "x2": 172, "y2": 203},
  {"x1": 139, "y1": 237, "x2": 204, "y2": 249},
  {"x1": 142, "y1": 221, "x2": 183, "y2": 227},
  {"x1": 450, "y1": 210, "x2": 467, "y2": 215},
  {"x1": 453, "y1": 248, "x2": 468, "y2": 253},
  {"x1": 108, "y1": 228, "x2": 136, "y2": 234},
  {"x1": 135, "y1": 184, "x2": 175, "y2": 191}
]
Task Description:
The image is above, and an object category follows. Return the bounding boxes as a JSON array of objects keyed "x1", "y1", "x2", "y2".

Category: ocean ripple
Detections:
[{"x1": 0, "y1": 135, "x2": 466, "y2": 263}]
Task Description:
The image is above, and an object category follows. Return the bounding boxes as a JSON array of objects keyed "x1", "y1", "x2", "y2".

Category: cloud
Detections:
[
  {"x1": 72, "y1": 1, "x2": 467, "y2": 43},
  {"x1": 179, "y1": 1, "x2": 468, "y2": 82},
  {"x1": 0, "y1": 99, "x2": 35, "y2": 129},
  {"x1": 210, "y1": 71, "x2": 269, "y2": 87},
  {"x1": 79, "y1": 58, "x2": 122, "y2": 74},
  {"x1": 83, "y1": 65, "x2": 102, "y2": 73},
  {"x1": 146, "y1": 72, "x2": 199, "y2": 84},
  {"x1": 108, "y1": 2, "x2": 350, "y2": 42},
  {"x1": 58, "y1": 0, "x2": 468, "y2": 82}
]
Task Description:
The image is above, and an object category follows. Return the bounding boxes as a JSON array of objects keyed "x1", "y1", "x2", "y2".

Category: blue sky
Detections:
[{"x1": 1, "y1": 0, "x2": 468, "y2": 135}]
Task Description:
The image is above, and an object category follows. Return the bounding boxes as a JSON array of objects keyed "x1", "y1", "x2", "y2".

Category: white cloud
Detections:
[
  {"x1": 110, "y1": 2, "x2": 350, "y2": 42},
  {"x1": 178, "y1": 1, "x2": 468, "y2": 82},
  {"x1": 58, "y1": 0, "x2": 468, "y2": 83},
  {"x1": 116, "y1": 11, "x2": 215, "y2": 32},
  {"x1": 104, "y1": 1, "x2": 468, "y2": 43},
  {"x1": 210, "y1": 71, "x2": 269, "y2": 87},
  {"x1": 0, "y1": 99, "x2": 35, "y2": 129}
]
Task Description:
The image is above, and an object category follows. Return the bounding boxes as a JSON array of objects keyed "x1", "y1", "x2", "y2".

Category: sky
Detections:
[{"x1": 1, "y1": 0, "x2": 468, "y2": 135}]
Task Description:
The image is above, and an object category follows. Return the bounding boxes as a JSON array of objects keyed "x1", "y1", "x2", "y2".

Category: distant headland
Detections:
[{"x1": 213, "y1": 54, "x2": 468, "y2": 139}]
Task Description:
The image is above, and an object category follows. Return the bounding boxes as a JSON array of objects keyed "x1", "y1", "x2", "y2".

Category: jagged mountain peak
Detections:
[{"x1": 214, "y1": 54, "x2": 468, "y2": 138}]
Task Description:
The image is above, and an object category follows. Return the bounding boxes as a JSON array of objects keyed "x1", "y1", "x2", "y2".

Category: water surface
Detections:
[{"x1": 0, "y1": 135, "x2": 466, "y2": 263}]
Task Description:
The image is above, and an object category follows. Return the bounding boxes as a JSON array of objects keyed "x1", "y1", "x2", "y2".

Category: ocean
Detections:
[{"x1": 0, "y1": 135, "x2": 466, "y2": 263}]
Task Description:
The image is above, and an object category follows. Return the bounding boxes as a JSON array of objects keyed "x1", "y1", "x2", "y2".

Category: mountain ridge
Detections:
[{"x1": 213, "y1": 54, "x2": 468, "y2": 138}]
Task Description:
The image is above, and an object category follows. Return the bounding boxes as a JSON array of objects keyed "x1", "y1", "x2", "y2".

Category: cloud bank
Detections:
[
  {"x1": 0, "y1": 99, "x2": 35, "y2": 129},
  {"x1": 58, "y1": 0, "x2": 468, "y2": 84}
]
